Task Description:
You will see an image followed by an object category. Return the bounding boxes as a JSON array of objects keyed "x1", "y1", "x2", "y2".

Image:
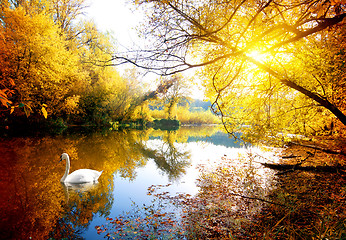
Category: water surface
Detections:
[{"x1": 0, "y1": 126, "x2": 277, "y2": 239}]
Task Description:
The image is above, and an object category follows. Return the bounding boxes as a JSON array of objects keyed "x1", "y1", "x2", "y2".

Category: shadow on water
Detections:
[{"x1": 0, "y1": 126, "x2": 230, "y2": 239}]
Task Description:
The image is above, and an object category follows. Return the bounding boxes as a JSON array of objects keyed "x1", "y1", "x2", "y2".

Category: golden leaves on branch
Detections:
[
  {"x1": 41, "y1": 104, "x2": 48, "y2": 118},
  {"x1": 0, "y1": 89, "x2": 12, "y2": 108},
  {"x1": 0, "y1": 1, "x2": 83, "y2": 119}
]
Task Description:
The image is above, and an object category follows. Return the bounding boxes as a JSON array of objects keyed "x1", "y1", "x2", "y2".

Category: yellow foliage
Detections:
[
  {"x1": 63, "y1": 95, "x2": 81, "y2": 115},
  {"x1": 41, "y1": 106, "x2": 48, "y2": 118},
  {"x1": 0, "y1": 4, "x2": 83, "y2": 117},
  {"x1": 0, "y1": 89, "x2": 12, "y2": 107},
  {"x1": 151, "y1": 106, "x2": 220, "y2": 125},
  {"x1": 134, "y1": 0, "x2": 346, "y2": 139},
  {"x1": 0, "y1": 0, "x2": 148, "y2": 125}
]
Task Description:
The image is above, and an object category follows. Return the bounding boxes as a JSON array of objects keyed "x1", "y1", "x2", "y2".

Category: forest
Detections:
[
  {"x1": 1, "y1": 0, "x2": 345, "y2": 140},
  {"x1": 1, "y1": 0, "x2": 346, "y2": 239},
  {"x1": 0, "y1": 0, "x2": 218, "y2": 135}
]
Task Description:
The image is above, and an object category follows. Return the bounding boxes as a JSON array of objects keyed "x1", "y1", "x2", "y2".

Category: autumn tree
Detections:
[
  {"x1": 0, "y1": 2, "x2": 83, "y2": 118},
  {"x1": 158, "y1": 74, "x2": 192, "y2": 120},
  {"x1": 120, "y1": 72, "x2": 181, "y2": 122},
  {"x1": 114, "y1": 0, "x2": 346, "y2": 138},
  {"x1": 0, "y1": 8, "x2": 15, "y2": 109},
  {"x1": 0, "y1": 0, "x2": 139, "y2": 128},
  {"x1": 49, "y1": 0, "x2": 86, "y2": 33}
]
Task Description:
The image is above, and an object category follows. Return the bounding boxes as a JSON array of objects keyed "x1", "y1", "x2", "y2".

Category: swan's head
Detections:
[{"x1": 59, "y1": 153, "x2": 69, "y2": 162}]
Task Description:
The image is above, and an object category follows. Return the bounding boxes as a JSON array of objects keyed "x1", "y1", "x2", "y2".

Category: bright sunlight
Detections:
[{"x1": 247, "y1": 50, "x2": 268, "y2": 62}]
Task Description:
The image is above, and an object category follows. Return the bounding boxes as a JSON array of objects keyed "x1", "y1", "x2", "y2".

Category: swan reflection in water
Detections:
[
  {"x1": 61, "y1": 181, "x2": 100, "y2": 203},
  {"x1": 63, "y1": 182, "x2": 98, "y2": 191}
]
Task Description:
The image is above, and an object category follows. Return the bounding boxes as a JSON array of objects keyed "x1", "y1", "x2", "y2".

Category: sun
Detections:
[{"x1": 247, "y1": 50, "x2": 267, "y2": 62}]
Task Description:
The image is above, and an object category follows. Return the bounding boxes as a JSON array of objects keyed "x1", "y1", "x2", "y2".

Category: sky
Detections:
[
  {"x1": 84, "y1": 0, "x2": 205, "y2": 100},
  {"x1": 84, "y1": 0, "x2": 142, "y2": 50}
]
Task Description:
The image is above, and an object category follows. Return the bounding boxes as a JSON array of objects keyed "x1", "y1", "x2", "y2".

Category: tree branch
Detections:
[{"x1": 268, "y1": 13, "x2": 346, "y2": 52}]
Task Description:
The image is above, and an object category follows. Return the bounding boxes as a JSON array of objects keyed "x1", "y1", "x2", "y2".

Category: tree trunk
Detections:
[
  {"x1": 244, "y1": 55, "x2": 346, "y2": 126},
  {"x1": 289, "y1": 141, "x2": 346, "y2": 156},
  {"x1": 261, "y1": 162, "x2": 346, "y2": 173},
  {"x1": 281, "y1": 80, "x2": 346, "y2": 126}
]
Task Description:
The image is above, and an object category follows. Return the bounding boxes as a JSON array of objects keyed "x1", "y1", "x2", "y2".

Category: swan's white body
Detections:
[{"x1": 60, "y1": 153, "x2": 102, "y2": 183}]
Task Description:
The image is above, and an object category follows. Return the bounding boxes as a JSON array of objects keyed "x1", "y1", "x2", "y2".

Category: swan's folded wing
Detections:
[
  {"x1": 91, "y1": 170, "x2": 103, "y2": 179},
  {"x1": 65, "y1": 169, "x2": 94, "y2": 183},
  {"x1": 65, "y1": 169, "x2": 102, "y2": 183}
]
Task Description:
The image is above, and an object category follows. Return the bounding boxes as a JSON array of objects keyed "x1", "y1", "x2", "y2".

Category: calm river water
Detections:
[{"x1": 0, "y1": 125, "x2": 278, "y2": 239}]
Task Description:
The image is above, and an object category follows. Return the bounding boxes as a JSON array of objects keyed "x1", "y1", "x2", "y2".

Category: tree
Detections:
[
  {"x1": 49, "y1": 0, "x2": 86, "y2": 33},
  {"x1": 119, "y1": 72, "x2": 179, "y2": 122},
  {"x1": 159, "y1": 74, "x2": 192, "y2": 119},
  {"x1": 0, "y1": 12, "x2": 15, "y2": 109},
  {"x1": 113, "y1": 0, "x2": 346, "y2": 138},
  {"x1": 1, "y1": 0, "x2": 131, "y2": 126},
  {"x1": 0, "y1": 3, "x2": 82, "y2": 118}
]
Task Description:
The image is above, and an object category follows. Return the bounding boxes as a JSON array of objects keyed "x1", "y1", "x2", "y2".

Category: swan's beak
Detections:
[{"x1": 59, "y1": 155, "x2": 63, "y2": 162}]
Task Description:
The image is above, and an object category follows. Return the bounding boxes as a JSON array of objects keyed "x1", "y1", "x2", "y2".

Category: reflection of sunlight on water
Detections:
[{"x1": 186, "y1": 142, "x2": 280, "y2": 186}]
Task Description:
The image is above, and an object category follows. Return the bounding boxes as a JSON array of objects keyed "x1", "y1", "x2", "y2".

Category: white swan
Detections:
[{"x1": 59, "y1": 153, "x2": 102, "y2": 183}]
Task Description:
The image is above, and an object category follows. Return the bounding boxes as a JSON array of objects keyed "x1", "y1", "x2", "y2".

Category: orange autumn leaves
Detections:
[{"x1": 0, "y1": 3, "x2": 83, "y2": 118}]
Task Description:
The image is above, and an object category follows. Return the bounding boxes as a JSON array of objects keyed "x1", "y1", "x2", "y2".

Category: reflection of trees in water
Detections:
[
  {"x1": 0, "y1": 126, "x2": 222, "y2": 239},
  {"x1": 0, "y1": 132, "x2": 138, "y2": 240},
  {"x1": 140, "y1": 142, "x2": 191, "y2": 181},
  {"x1": 50, "y1": 182, "x2": 113, "y2": 239},
  {"x1": 73, "y1": 130, "x2": 148, "y2": 181},
  {"x1": 50, "y1": 217, "x2": 84, "y2": 240},
  {"x1": 49, "y1": 130, "x2": 192, "y2": 237},
  {"x1": 140, "y1": 130, "x2": 192, "y2": 181},
  {"x1": 0, "y1": 138, "x2": 66, "y2": 240}
]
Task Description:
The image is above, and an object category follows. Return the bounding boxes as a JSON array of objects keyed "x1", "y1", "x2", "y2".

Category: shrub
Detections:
[{"x1": 150, "y1": 106, "x2": 220, "y2": 125}]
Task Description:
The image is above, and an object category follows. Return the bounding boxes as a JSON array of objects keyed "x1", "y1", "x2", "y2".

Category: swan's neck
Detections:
[{"x1": 60, "y1": 156, "x2": 70, "y2": 182}]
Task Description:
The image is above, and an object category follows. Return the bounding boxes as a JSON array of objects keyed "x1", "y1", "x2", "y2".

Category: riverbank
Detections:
[
  {"x1": 251, "y1": 136, "x2": 346, "y2": 239},
  {"x1": 0, "y1": 118, "x2": 184, "y2": 137},
  {"x1": 155, "y1": 136, "x2": 346, "y2": 239},
  {"x1": 242, "y1": 137, "x2": 346, "y2": 238}
]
